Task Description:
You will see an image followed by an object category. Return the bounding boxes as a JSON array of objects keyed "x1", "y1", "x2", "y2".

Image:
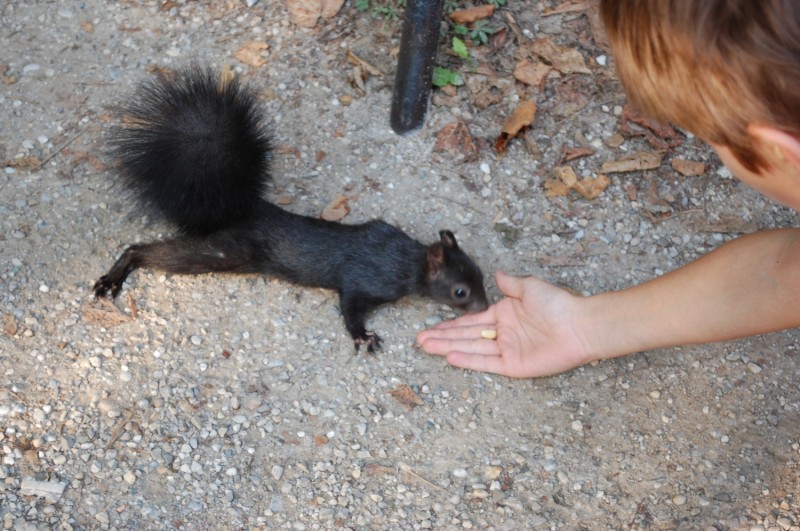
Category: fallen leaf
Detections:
[
  {"x1": 545, "y1": 166, "x2": 610, "y2": 199},
  {"x1": 544, "y1": 165, "x2": 578, "y2": 197},
  {"x1": 234, "y1": 41, "x2": 269, "y2": 68},
  {"x1": 495, "y1": 100, "x2": 537, "y2": 154},
  {"x1": 600, "y1": 152, "x2": 663, "y2": 173},
  {"x1": 321, "y1": 194, "x2": 350, "y2": 221},
  {"x1": 682, "y1": 214, "x2": 758, "y2": 234},
  {"x1": 363, "y1": 463, "x2": 394, "y2": 477},
  {"x1": 513, "y1": 58, "x2": 554, "y2": 88},
  {"x1": 286, "y1": 0, "x2": 322, "y2": 28},
  {"x1": 542, "y1": 0, "x2": 587, "y2": 16},
  {"x1": 464, "y1": 75, "x2": 510, "y2": 109},
  {"x1": 388, "y1": 384, "x2": 424, "y2": 409},
  {"x1": 434, "y1": 120, "x2": 479, "y2": 163},
  {"x1": 560, "y1": 146, "x2": 595, "y2": 163},
  {"x1": 313, "y1": 434, "x2": 329, "y2": 445},
  {"x1": 3, "y1": 314, "x2": 17, "y2": 336},
  {"x1": 671, "y1": 158, "x2": 706, "y2": 177},
  {"x1": 82, "y1": 299, "x2": 132, "y2": 327},
  {"x1": 80, "y1": 20, "x2": 94, "y2": 33},
  {"x1": 586, "y1": 0, "x2": 610, "y2": 51},
  {"x1": 529, "y1": 38, "x2": 591, "y2": 75},
  {"x1": 346, "y1": 50, "x2": 384, "y2": 77},
  {"x1": 321, "y1": 0, "x2": 345, "y2": 19},
  {"x1": 6, "y1": 156, "x2": 41, "y2": 170},
  {"x1": 449, "y1": 4, "x2": 495, "y2": 24},
  {"x1": 604, "y1": 133, "x2": 625, "y2": 148},
  {"x1": 574, "y1": 173, "x2": 610, "y2": 199},
  {"x1": 619, "y1": 104, "x2": 682, "y2": 150}
]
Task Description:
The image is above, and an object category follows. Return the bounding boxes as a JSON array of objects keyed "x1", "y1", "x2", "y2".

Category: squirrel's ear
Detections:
[
  {"x1": 439, "y1": 230, "x2": 458, "y2": 249},
  {"x1": 426, "y1": 243, "x2": 445, "y2": 279}
]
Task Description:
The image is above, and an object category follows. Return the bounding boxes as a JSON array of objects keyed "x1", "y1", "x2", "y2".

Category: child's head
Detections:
[{"x1": 600, "y1": 0, "x2": 800, "y2": 178}]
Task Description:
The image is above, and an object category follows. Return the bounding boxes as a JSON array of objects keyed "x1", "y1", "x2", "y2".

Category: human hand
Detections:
[{"x1": 417, "y1": 272, "x2": 595, "y2": 378}]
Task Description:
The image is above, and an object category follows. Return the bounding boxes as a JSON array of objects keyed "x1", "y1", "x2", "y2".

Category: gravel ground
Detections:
[{"x1": 1, "y1": 1, "x2": 799, "y2": 529}]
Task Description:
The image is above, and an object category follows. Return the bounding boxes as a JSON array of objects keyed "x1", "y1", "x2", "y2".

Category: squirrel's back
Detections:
[{"x1": 110, "y1": 68, "x2": 273, "y2": 235}]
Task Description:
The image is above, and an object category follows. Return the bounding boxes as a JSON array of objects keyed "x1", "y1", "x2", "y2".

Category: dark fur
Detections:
[{"x1": 94, "y1": 68, "x2": 488, "y2": 351}]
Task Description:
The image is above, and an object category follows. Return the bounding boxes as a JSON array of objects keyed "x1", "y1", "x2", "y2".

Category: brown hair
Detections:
[{"x1": 600, "y1": 0, "x2": 800, "y2": 172}]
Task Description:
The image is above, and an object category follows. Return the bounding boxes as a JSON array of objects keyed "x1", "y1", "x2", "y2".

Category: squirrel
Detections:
[{"x1": 93, "y1": 67, "x2": 489, "y2": 352}]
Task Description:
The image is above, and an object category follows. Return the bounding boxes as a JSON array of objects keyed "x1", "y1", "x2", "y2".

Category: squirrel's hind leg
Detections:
[{"x1": 93, "y1": 234, "x2": 263, "y2": 299}]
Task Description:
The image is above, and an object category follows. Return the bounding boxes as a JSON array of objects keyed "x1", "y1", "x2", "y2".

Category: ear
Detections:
[
  {"x1": 426, "y1": 243, "x2": 445, "y2": 280},
  {"x1": 749, "y1": 125, "x2": 800, "y2": 168},
  {"x1": 439, "y1": 230, "x2": 459, "y2": 249}
]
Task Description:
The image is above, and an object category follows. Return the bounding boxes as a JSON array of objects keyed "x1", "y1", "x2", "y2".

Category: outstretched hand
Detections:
[{"x1": 417, "y1": 272, "x2": 595, "y2": 378}]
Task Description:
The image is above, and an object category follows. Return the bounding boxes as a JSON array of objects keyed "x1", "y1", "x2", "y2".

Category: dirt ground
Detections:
[{"x1": 1, "y1": 0, "x2": 798, "y2": 529}]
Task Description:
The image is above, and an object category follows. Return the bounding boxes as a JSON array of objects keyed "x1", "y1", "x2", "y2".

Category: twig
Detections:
[
  {"x1": 105, "y1": 409, "x2": 136, "y2": 449},
  {"x1": 33, "y1": 125, "x2": 89, "y2": 172}
]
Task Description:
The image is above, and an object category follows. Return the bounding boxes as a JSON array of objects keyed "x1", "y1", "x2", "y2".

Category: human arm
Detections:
[{"x1": 416, "y1": 228, "x2": 800, "y2": 378}]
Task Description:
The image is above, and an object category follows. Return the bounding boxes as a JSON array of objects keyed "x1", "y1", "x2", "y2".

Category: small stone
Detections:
[
  {"x1": 747, "y1": 362, "x2": 762, "y2": 374},
  {"x1": 452, "y1": 468, "x2": 467, "y2": 478},
  {"x1": 672, "y1": 494, "x2": 686, "y2": 505},
  {"x1": 38, "y1": 284, "x2": 49, "y2": 293},
  {"x1": 570, "y1": 420, "x2": 583, "y2": 432},
  {"x1": 123, "y1": 471, "x2": 136, "y2": 484},
  {"x1": 271, "y1": 465, "x2": 283, "y2": 481}
]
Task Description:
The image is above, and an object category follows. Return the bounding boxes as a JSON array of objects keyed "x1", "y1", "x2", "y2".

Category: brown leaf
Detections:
[
  {"x1": 320, "y1": 194, "x2": 350, "y2": 221},
  {"x1": 600, "y1": 152, "x2": 663, "y2": 173},
  {"x1": 6, "y1": 156, "x2": 41, "y2": 169},
  {"x1": 560, "y1": 146, "x2": 595, "y2": 163},
  {"x1": 682, "y1": 214, "x2": 758, "y2": 234},
  {"x1": 513, "y1": 58, "x2": 554, "y2": 88},
  {"x1": 286, "y1": 0, "x2": 322, "y2": 28},
  {"x1": 464, "y1": 74, "x2": 510, "y2": 110},
  {"x1": 234, "y1": 41, "x2": 269, "y2": 68},
  {"x1": 3, "y1": 314, "x2": 17, "y2": 336},
  {"x1": 321, "y1": 0, "x2": 345, "y2": 19},
  {"x1": 434, "y1": 120, "x2": 479, "y2": 163},
  {"x1": 82, "y1": 299, "x2": 132, "y2": 327},
  {"x1": 604, "y1": 133, "x2": 625, "y2": 148},
  {"x1": 619, "y1": 104, "x2": 682, "y2": 150},
  {"x1": 574, "y1": 173, "x2": 610, "y2": 199},
  {"x1": 495, "y1": 100, "x2": 537, "y2": 154},
  {"x1": 586, "y1": 0, "x2": 610, "y2": 51},
  {"x1": 449, "y1": 4, "x2": 495, "y2": 24},
  {"x1": 529, "y1": 38, "x2": 591, "y2": 75},
  {"x1": 542, "y1": 0, "x2": 587, "y2": 16},
  {"x1": 388, "y1": 384, "x2": 424, "y2": 409},
  {"x1": 545, "y1": 165, "x2": 578, "y2": 197},
  {"x1": 671, "y1": 158, "x2": 706, "y2": 177},
  {"x1": 346, "y1": 50, "x2": 384, "y2": 77},
  {"x1": 363, "y1": 463, "x2": 394, "y2": 477},
  {"x1": 313, "y1": 434, "x2": 329, "y2": 446},
  {"x1": 80, "y1": 20, "x2": 95, "y2": 33}
]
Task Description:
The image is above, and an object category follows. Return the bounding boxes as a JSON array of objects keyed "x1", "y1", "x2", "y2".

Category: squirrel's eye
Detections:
[{"x1": 453, "y1": 286, "x2": 469, "y2": 299}]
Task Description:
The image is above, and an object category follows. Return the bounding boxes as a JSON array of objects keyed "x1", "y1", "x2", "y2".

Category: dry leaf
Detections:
[
  {"x1": 464, "y1": 74, "x2": 510, "y2": 109},
  {"x1": 513, "y1": 58, "x2": 553, "y2": 88},
  {"x1": 313, "y1": 434, "x2": 329, "y2": 445},
  {"x1": 682, "y1": 214, "x2": 758, "y2": 234},
  {"x1": 363, "y1": 463, "x2": 394, "y2": 477},
  {"x1": 530, "y1": 38, "x2": 591, "y2": 75},
  {"x1": 388, "y1": 384, "x2": 424, "y2": 409},
  {"x1": 3, "y1": 314, "x2": 17, "y2": 336},
  {"x1": 321, "y1": 0, "x2": 345, "y2": 19},
  {"x1": 6, "y1": 156, "x2": 41, "y2": 169},
  {"x1": 80, "y1": 20, "x2": 95, "y2": 33},
  {"x1": 545, "y1": 165, "x2": 578, "y2": 197},
  {"x1": 321, "y1": 194, "x2": 350, "y2": 221},
  {"x1": 605, "y1": 133, "x2": 625, "y2": 148},
  {"x1": 574, "y1": 173, "x2": 610, "y2": 199},
  {"x1": 346, "y1": 50, "x2": 384, "y2": 77},
  {"x1": 545, "y1": 166, "x2": 609, "y2": 199},
  {"x1": 82, "y1": 299, "x2": 132, "y2": 327},
  {"x1": 286, "y1": 0, "x2": 322, "y2": 28},
  {"x1": 495, "y1": 100, "x2": 537, "y2": 154},
  {"x1": 619, "y1": 104, "x2": 682, "y2": 150},
  {"x1": 234, "y1": 41, "x2": 269, "y2": 68},
  {"x1": 542, "y1": 0, "x2": 587, "y2": 16},
  {"x1": 600, "y1": 152, "x2": 663, "y2": 173},
  {"x1": 561, "y1": 146, "x2": 595, "y2": 163},
  {"x1": 434, "y1": 120, "x2": 479, "y2": 163},
  {"x1": 586, "y1": 0, "x2": 610, "y2": 51},
  {"x1": 671, "y1": 158, "x2": 706, "y2": 177},
  {"x1": 449, "y1": 4, "x2": 495, "y2": 24}
]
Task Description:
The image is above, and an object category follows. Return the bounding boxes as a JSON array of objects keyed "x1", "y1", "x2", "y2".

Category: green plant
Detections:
[
  {"x1": 468, "y1": 19, "x2": 494, "y2": 45},
  {"x1": 355, "y1": 0, "x2": 370, "y2": 12},
  {"x1": 452, "y1": 36, "x2": 469, "y2": 59},
  {"x1": 432, "y1": 66, "x2": 463, "y2": 87},
  {"x1": 487, "y1": 0, "x2": 507, "y2": 6}
]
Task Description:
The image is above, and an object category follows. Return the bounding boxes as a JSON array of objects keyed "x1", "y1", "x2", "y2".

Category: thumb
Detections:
[{"x1": 495, "y1": 271, "x2": 527, "y2": 299}]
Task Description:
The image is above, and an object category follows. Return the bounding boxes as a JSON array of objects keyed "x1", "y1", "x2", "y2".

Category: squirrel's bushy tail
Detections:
[{"x1": 110, "y1": 67, "x2": 273, "y2": 235}]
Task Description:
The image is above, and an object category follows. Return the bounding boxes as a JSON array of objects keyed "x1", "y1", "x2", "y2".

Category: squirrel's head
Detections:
[{"x1": 424, "y1": 230, "x2": 489, "y2": 313}]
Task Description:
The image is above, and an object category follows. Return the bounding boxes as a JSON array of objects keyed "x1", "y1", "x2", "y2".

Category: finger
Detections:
[
  {"x1": 445, "y1": 351, "x2": 510, "y2": 376},
  {"x1": 418, "y1": 323, "x2": 496, "y2": 343},
  {"x1": 418, "y1": 336, "x2": 501, "y2": 357},
  {"x1": 429, "y1": 306, "x2": 497, "y2": 330},
  {"x1": 495, "y1": 271, "x2": 527, "y2": 298}
]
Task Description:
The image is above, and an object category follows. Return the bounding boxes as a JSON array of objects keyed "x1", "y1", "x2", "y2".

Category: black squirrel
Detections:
[{"x1": 93, "y1": 68, "x2": 489, "y2": 352}]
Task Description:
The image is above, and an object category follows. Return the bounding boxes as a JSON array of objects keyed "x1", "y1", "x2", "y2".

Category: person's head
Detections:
[{"x1": 600, "y1": 0, "x2": 800, "y2": 209}]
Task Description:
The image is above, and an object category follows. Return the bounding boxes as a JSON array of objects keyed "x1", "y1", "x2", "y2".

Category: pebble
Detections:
[
  {"x1": 271, "y1": 465, "x2": 284, "y2": 481},
  {"x1": 123, "y1": 471, "x2": 136, "y2": 484},
  {"x1": 672, "y1": 494, "x2": 687, "y2": 506},
  {"x1": 570, "y1": 420, "x2": 583, "y2": 432}
]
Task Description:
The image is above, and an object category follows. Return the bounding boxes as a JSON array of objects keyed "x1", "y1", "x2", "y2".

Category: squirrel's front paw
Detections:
[
  {"x1": 353, "y1": 331, "x2": 382, "y2": 354},
  {"x1": 93, "y1": 275, "x2": 123, "y2": 299}
]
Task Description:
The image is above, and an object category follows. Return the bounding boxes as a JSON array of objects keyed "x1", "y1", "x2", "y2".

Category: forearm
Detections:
[{"x1": 578, "y1": 228, "x2": 800, "y2": 360}]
